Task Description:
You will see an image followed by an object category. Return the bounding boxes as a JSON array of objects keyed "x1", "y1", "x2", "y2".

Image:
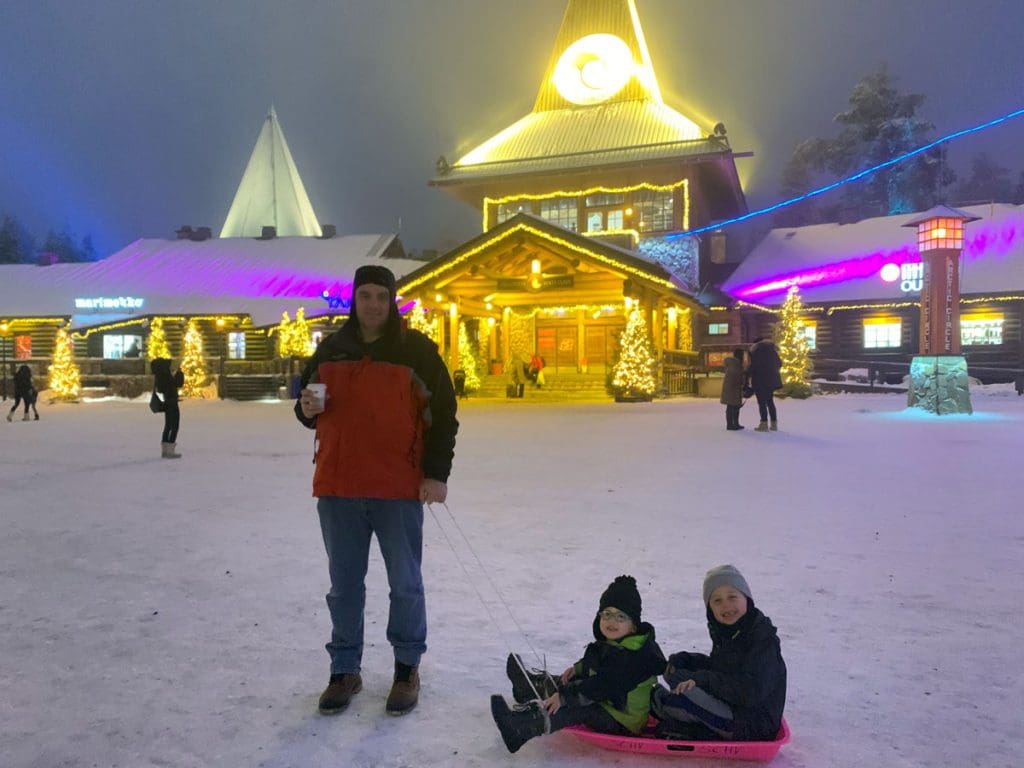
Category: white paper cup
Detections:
[{"x1": 307, "y1": 383, "x2": 327, "y2": 409}]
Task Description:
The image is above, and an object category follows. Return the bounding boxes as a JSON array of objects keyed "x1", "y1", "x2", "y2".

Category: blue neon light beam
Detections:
[{"x1": 667, "y1": 106, "x2": 1024, "y2": 240}]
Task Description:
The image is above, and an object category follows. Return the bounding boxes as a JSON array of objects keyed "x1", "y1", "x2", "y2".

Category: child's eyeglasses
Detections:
[{"x1": 598, "y1": 609, "x2": 633, "y2": 623}]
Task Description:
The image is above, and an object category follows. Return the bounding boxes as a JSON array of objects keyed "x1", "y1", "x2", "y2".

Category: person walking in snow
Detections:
[
  {"x1": 6, "y1": 365, "x2": 39, "y2": 421},
  {"x1": 652, "y1": 565, "x2": 786, "y2": 742},
  {"x1": 150, "y1": 358, "x2": 183, "y2": 458},
  {"x1": 491, "y1": 575, "x2": 666, "y2": 754},
  {"x1": 748, "y1": 337, "x2": 783, "y2": 431},
  {"x1": 296, "y1": 264, "x2": 458, "y2": 717},
  {"x1": 720, "y1": 348, "x2": 747, "y2": 431}
]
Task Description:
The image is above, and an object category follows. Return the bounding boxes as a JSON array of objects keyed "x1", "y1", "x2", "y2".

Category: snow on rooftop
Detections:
[{"x1": 722, "y1": 203, "x2": 1024, "y2": 305}]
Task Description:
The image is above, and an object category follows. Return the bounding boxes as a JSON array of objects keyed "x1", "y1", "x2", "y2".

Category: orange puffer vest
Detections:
[{"x1": 313, "y1": 357, "x2": 429, "y2": 500}]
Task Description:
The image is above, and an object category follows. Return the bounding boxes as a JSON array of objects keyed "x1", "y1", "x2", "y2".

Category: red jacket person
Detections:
[{"x1": 296, "y1": 264, "x2": 458, "y2": 716}]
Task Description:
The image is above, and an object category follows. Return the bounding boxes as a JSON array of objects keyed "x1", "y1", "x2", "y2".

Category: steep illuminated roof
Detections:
[
  {"x1": 221, "y1": 107, "x2": 323, "y2": 238},
  {"x1": 438, "y1": 0, "x2": 713, "y2": 181}
]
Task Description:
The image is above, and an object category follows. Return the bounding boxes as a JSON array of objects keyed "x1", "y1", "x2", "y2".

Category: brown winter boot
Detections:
[
  {"x1": 318, "y1": 672, "x2": 362, "y2": 715},
  {"x1": 755, "y1": 421, "x2": 769, "y2": 432},
  {"x1": 770, "y1": 420, "x2": 778, "y2": 431},
  {"x1": 161, "y1": 442, "x2": 182, "y2": 459},
  {"x1": 385, "y1": 662, "x2": 420, "y2": 715}
]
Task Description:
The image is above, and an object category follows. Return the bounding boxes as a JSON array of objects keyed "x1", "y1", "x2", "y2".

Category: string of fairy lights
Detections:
[{"x1": 668, "y1": 105, "x2": 1024, "y2": 240}]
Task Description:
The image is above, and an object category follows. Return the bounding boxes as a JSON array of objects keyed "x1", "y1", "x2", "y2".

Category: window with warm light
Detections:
[
  {"x1": 960, "y1": 314, "x2": 1003, "y2": 346},
  {"x1": 863, "y1": 319, "x2": 902, "y2": 349},
  {"x1": 708, "y1": 322, "x2": 729, "y2": 335},
  {"x1": 496, "y1": 200, "x2": 534, "y2": 225},
  {"x1": 586, "y1": 212, "x2": 604, "y2": 232},
  {"x1": 227, "y1": 332, "x2": 246, "y2": 360},
  {"x1": 635, "y1": 190, "x2": 675, "y2": 232},
  {"x1": 539, "y1": 198, "x2": 578, "y2": 231},
  {"x1": 916, "y1": 217, "x2": 965, "y2": 251},
  {"x1": 606, "y1": 209, "x2": 624, "y2": 229}
]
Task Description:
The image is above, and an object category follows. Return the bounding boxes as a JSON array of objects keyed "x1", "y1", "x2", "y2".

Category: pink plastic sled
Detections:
[{"x1": 565, "y1": 718, "x2": 790, "y2": 762}]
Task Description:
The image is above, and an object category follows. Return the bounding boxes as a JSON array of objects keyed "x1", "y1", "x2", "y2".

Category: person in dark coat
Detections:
[
  {"x1": 491, "y1": 575, "x2": 666, "y2": 753},
  {"x1": 720, "y1": 348, "x2": 746, "y2": 431},
  {"x1": 748, "y1": 337, "x2": 783, "y2": 432},
  {"x1": 6, "y1": 365, "x2": 39, "y2": 422},
  {"x1": 652, "y1": 565, "x2": 787, "y2": 742},
  {"x1": 150, "y1": 358, "x2": 184, "y2": 458}
]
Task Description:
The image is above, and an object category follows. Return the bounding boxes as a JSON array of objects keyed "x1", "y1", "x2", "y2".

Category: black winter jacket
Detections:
[
  {"x1": 665, "y1": 605, "x2": 786, "y2": 740},
  {"x1": 748, "y1": 340, "x2": 783, "y2": 393},
  {"x1": 562, "y1": 621, "x2": 666, "y2": 714},
  {"x1": 294, "y1": 321, "x2": 458, "y2": 483},
  {"x1": 151, "y1": 360, "x2": 183, "y2": 406}
]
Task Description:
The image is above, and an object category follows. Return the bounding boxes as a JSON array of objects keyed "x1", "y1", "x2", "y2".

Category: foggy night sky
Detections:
[{"x1": 1, "y1": 0, "x2": 1022, "y2": 258}]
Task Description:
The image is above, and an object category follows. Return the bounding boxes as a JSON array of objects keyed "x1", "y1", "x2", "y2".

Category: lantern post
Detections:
[{"x1": 902, "y1": 205, "x2": 979, "y2": 414}]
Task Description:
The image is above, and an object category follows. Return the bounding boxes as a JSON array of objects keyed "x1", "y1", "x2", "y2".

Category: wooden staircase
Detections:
[{"x1": 467, "y1": 372, "x2": 611, "y2": 401}]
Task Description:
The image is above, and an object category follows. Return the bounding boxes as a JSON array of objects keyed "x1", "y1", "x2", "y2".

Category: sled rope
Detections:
[{"x1": 427, "y1": 501, "x2": 552, "y2": 706}]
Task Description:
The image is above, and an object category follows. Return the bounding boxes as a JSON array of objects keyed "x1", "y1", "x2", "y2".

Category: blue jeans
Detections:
[{"x1": 317, "y1": 497, "x2": 426, "y2": 674}]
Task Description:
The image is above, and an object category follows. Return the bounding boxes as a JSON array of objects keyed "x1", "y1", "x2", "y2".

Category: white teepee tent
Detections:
[{"x1": 220, "y1": 107, "x2": 323, "y2": 238}]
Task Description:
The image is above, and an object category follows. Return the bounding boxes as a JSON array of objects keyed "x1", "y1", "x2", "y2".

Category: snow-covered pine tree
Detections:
[
  {"x1": 48, "y1": 326, "x2": 81, "y2": 400},
  {"x1": 611, "y1": 309, "x2": 657, "y2": 401},
  {"x1": 180, "y1": 320, "x2": 206, "y2": 397},
  {"x1": 775, "y1": 286, "x2": 813, "y2": 398}
]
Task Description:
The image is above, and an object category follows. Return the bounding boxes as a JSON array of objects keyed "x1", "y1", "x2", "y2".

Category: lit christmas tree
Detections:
[
  {"x1": 775, "y1": 286, "x2": 813, "y2": 398},
  {"x1": 276, "y1": 309, "x2": 313, "y2": 358},
  {"x1": 180, "y1": 319, "x2": 207, "y2": 397},
  {"x1": 146, "y1": 317, "x2": 171, "y2": 360},
  {"x1": 611, "y1": 309, "x2": 657, "y2": 401},
  {"x1": 291, "y1": 308, "x2": 313, "y2": 357},
  {"x1": 456, "y1": 321, "x2": 480, "y2": 392},
  {"x1": 48, "y1": 326, "x2": 81, "y2": 400},
  {"x1": 406, "y1": 300, "x2": 437, "y2": 341}
]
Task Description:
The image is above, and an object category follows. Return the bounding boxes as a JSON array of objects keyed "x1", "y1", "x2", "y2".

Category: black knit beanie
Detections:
[
  {"x1": 599, "y1": 575, "x2": 642, "y2": 626},
  {"x1": 353, "y1": 264, "x2": 397, "y2": 296}
]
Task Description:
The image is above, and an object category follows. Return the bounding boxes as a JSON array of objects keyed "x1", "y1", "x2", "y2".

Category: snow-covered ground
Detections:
[{"x1": 2, "y1": 388, "x2": 1021, "y2": 768}]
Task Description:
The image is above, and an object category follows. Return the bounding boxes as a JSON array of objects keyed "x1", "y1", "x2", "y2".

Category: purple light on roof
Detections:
[
  {"x1": 732, "y1": 211, "x2": 1023, "y2": 300},
  {"x1": 733, "y1": 246, "x2": 918, "y2": 299}
]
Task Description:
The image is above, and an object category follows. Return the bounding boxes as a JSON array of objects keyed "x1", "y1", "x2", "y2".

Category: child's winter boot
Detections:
[
  {"x1": 161, "y1": 442, "x2": 182, "y2": 459},
  {"x1": 755, "y1": 420, "x2": 769, "y2": 432},
  {"x1": 22, "y1": 412, "x2": 31, "y2": 421},
  {"x1": 490, "y1": 695, "x2": 547, "y2": 754},
  {"x1": 506, "y1": 653, "x2": 559, "y2": 703},
  {"x1": 770, "y1": 420, "x2": 778, "y2": 431}
]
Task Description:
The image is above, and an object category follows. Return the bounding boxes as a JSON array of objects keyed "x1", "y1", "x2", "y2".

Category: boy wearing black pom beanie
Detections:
[
  {"x1": 491, "y1": 575, "x2": 666, "y2": 754},
  {"x1": 652, "y1": 564, "x2": 787, "y2": 741}
]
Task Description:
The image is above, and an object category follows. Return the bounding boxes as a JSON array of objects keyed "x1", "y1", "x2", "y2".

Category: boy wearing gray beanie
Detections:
[{"x1": 651, "y1": 564, "x2": 787, "y2": 742}]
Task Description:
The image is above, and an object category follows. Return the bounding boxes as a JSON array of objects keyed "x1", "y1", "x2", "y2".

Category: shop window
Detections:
[
  {"x1": 960, "y1": 314, "x2": 1003, "y2": 346},
  {"x1": 708, "y1": 322, "x2": 729, "y2": 335},
  {"x1": 798, "y1": 321, "x2": 817, "y2": 350},
  {"x1": 538, "y1": 198, "x2": 578, "y2": 232},
  {"x1": 606, "y1": 209, "x2": 624, "y2": 229},
  {"x1": 863, "y1": 320, "x2": 901, "y2": 349},
  {"x1": 103, "y1": 334, "x2": 143, "y2": 359},
  {"x1": 14, "y1": 335, "x2": 32, "y2": 359},
  {"x1": 584, "y1": 193, "x2": 625, "y2": 207},
  {"x1": 586, "y1": 212, "x2": 604, "y2": 232},
  {"x1": 227, "y1": 332, "x2": 246, "y2": 360}
]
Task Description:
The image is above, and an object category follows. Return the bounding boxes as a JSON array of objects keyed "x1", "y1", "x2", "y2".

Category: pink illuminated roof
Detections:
[
  {"x1": 721, "y1": 203, "x2": 1024, "y2": 305},
  {"x1": 0, "y1": 234, "x2": 424, "y2": 328}
]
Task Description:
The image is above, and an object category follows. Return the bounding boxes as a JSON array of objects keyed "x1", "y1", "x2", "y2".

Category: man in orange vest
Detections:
[{"x1": 296, "y1": 264, "x2": 458, "y2": 717}]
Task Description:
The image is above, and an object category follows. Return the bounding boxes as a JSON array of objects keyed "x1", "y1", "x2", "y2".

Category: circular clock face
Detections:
[{"x1": 553, "y1": 34, "x2": 635, "y2": 106}]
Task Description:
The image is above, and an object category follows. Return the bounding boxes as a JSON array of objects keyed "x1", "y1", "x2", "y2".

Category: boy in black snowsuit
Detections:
[
  {"x1": 491, "y1": 575, "x2": 665, "y2": 754},
  {"x1": 6, "y1": 365, "x2": 38, "y2": 422},
  {"x1": 652, "y1": 564, "x2": 786, "y2": 741}
]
